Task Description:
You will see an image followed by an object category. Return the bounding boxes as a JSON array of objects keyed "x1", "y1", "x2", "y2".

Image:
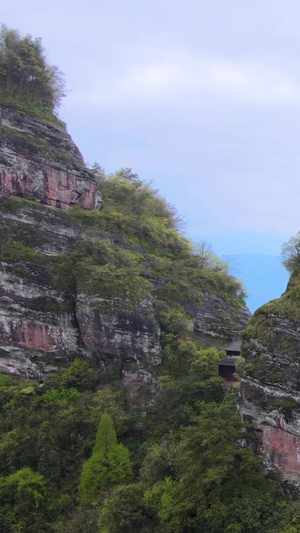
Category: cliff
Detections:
[
  {"x1": 0, "y1": 106, "x2": 101, "y2": 210},
  {"x1": 240, "y1": 272, "x2": 300, "y2": 489},
  {"x1": 0, "y1": 105, "x2": 249, "y2": 400}
]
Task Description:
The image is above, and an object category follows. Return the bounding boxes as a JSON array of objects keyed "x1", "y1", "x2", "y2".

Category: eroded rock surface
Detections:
[
  {"x1": 187, "y1": 292, "x2": 249, "y2": 345},
  {"x1": 240, "y1": 287, "x2": 300, "y2": 489},
  {"x1": 0, "y1": 106, "x2": 249, "y2": 400},
  {"x1": 0, "y1": 106, "x2": 101, "y2": 210},
  {"x1": 0, "y1": 195, "x2": 249, "y2": 399},
  {"x1": 0, "y1": 198, "x2": 163, "y2": 399}
]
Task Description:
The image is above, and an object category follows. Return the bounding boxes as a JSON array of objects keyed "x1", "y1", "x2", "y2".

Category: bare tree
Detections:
[{"x1": 281, "y1": 232, "x2": 300, "y2": 273}]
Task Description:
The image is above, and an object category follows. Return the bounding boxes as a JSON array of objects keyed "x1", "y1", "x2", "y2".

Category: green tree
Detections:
[
  {"x1": 189, "y1": 346, "x2": 222, "y2": 380},
  {"x1": 0, "y1": 467, "x2": 49, "y2": 532},
  {"x1": 99, "y1": 483, "x2": 158, "y2": 533},
  {"x1": 145, "y1": 398, "x2": 277, "y2": 533},
  {"x1": 0, "y1": 25, "x2": 65, "y2": 112},
  {"x1": 60, "y1": 358, "x2": 100, "y2": 392},
  {"x1": 78, "y1": 413, "x2": 132, "y2": 505}
]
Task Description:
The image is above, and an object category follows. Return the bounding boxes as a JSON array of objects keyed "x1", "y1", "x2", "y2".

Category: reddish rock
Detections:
[
  {"x1": 15, "y1": 321, "x2": 55, "y2": 350},
  {"x1": 0, "y1": 105, "x2": 101, "y2": 210},
  {"x1": 240, "y1": 298, "x2": 300, "y2": 489},
  {"x1": 259, "y1": 425, "x2": 300, "y2": 475}
]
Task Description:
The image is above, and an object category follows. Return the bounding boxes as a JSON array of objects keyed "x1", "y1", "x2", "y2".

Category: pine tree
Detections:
[{"x1": 78, "y1": 413, "x2": 132, "y2": 505}]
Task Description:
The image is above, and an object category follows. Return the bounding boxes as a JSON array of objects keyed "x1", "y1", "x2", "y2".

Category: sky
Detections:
[{"x1": 2, "y1": 0, "x2": 299, "y2": 309}]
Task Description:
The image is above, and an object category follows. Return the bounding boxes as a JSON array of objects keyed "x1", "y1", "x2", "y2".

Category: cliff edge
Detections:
[
  {"x1": 0, "y1": 106, "x2": 101, "y2": 210},
  {"x1": 240, "y1": 271, "x2": 300, "y2": 489}
]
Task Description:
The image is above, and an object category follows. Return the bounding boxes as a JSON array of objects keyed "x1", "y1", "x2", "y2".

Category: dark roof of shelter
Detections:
[
  {"x1": 220, "y1": 339, "x2": 242, "y2": 353},
  {"x1": 218, "y1": 355, "x2": 239, "y2": 367}
]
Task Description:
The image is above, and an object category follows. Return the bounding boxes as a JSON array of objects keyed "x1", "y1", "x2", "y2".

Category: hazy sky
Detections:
[{"x1": 2, "y1": 2, "x2": 299, "y2": 268}]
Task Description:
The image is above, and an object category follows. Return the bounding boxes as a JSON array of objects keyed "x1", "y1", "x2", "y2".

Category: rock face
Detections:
[
  {"x1": 0, "y1": 106, "x2": 101, "y2": 210},
  {"x1": 187, "y1": 292, "x2": 249, "y2": 346},
  {"x1": 0, "y1": 106, "x2": 249, "y2": 400},
  {"x1": 240, "y1": 282, "x2": 300, "y2": 489},
  {"x1": 0, "y1": 197, "x2": 161, "y2": 400}
]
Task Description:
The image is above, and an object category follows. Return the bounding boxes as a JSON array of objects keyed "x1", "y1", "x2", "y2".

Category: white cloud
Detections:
[
  {"x1": 77, "y1": 51, "x2": 299, "y2": 109},
  {"x1": 206, "y1": 58, "x2": 297, "y2": 102},
  {"x1": 122, "y1": 64, "x2": 184, "y2": 94}
]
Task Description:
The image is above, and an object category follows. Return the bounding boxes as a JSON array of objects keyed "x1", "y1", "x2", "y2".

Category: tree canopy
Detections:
[
  {"x1": 281, "y1": 232, "x2": 300, "y2": 274},
  {"x1": 78, "y1": 413, "x2": 132, "y2": 506},
  {"x1": 0, "y1": 25, "x2": 65, "y2": 112}
]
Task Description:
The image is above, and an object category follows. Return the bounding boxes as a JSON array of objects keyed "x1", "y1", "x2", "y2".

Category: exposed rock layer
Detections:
[
  {"x1": 0, "y1": 198, "x2": 161, "y2": 399},
  {"x1": 240, "y1": 287, "x2": 300, "y2": 489},
  {"x1": 0, "y1": 106, "x2": 249, "y2": 400},
  {"x1": 0, "y1": 196, "x2": 249, "y2": 399},
  {"x1": 0, "y1": 106, "x2": 101, "y2": 210}
]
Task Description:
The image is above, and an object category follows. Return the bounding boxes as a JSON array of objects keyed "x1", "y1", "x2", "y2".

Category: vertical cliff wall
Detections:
[
  {"x1": 240, "y1": 274, "x2": 300, "y2": 489},
  {"x1": 0, "y1": 105, "x2": 249, "y2": 400}
]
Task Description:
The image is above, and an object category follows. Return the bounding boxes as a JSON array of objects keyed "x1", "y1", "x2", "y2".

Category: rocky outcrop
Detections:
[
  {"x1": 75, "y1": 293, "x2": 161, "y2": 400},
  {"x1": 0, "y1": 106, "x2": 101, "y2": 210},
  {"x1": 0, "y1": 197, "x2": 162, "y2": 400},
  {"x1": 0, "y1": 106, "x2": 249, "y2": 400},
  {"x1": 187, "y1": 292, "x2": 249, "y2": 346},
  {"x1": 0, "y1": 194, "x2": 249, "y2": 399},
  {"x1": 240, "y1": 284, "x2": 300, "y2": 489}
]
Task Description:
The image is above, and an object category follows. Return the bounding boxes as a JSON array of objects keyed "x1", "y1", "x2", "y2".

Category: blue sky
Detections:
[{"x1": 2, "y1": 0, "x2": 298, "y2": 308}]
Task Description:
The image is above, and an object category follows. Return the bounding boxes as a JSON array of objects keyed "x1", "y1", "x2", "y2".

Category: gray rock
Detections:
[{"x1": 240, "y1": 297, "x2": 300, "y2": 490}]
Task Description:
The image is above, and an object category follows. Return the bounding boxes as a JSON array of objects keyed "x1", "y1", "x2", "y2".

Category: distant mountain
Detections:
[{"x1": 226, "y1": 253, "x2": 289, "y2": 313}]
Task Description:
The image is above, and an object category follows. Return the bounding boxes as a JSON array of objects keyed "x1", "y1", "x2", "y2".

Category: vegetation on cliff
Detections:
[
  {"x1": 0, "y1": 25, "x2": 65, "y2": 122},
  {"x1": 242, "y1": 230, "x2": 300, "y2": 385},
  {"x1": 66, "y1": 166, "x2": 246, "y2": 309},
  {"x1": 0, "y1": 166, "x2": 247, "y2": 385},
  {"x1": 281, "y1": 232, "x2": 300, "y2": 274},
  {"x1": 0, "y1": 172, "x2": 299, "y2": 532}
]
